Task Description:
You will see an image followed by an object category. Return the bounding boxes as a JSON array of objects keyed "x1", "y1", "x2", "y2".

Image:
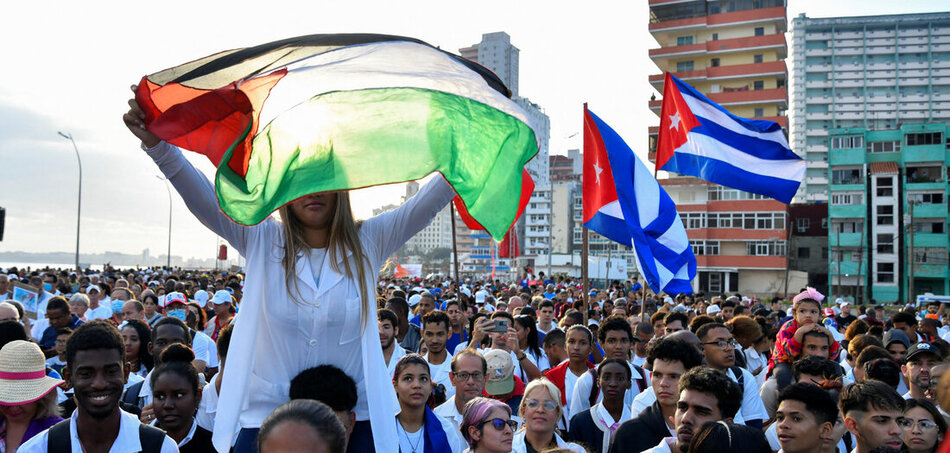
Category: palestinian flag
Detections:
[{"x1": 136, "y1": 34, "x2": 538, "y2": 241}]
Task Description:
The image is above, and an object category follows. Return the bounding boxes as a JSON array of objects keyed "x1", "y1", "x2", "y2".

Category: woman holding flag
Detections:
[{"x1": 123, "y1": 89, "x2": 457, "y2": 452}]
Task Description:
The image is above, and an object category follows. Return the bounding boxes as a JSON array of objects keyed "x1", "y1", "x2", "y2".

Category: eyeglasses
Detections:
[
  {"x1": 898, "y1": 418, "x2": 939, "y2": 431},
  {"x1": 702, "y1": 339, "x2": 740, "y2": 351},
  {"x1": 481, "y1": 418, "x2": 517, "y2": 431},
  {"x1": 524, "y1": 399, "x2": 559, "y2": 412},
  {"x1": 451, "y1": 372, "x2": 485, "y2": 382}
]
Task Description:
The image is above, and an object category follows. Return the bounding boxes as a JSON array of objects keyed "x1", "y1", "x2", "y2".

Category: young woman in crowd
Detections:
[
  {"x1": 513, "y1": 315, "x2": 549, "y2": 371},
  {"x1": 125, "y1": 87, "x2": 456, "y2": 452},
  {"x1": 460, "y1": 397, "x2": 515, "y2": 453},
  {"x1": 151, "y1": 344, "x2": 214, "y2": 452},
  {"x1": 258, "y1": 399, "x2": 347, "y2": 453},
  {"x1": 901, "y1": 398, "x2": 946, "y2": 453},
  {"x1": 185, "y1": 302, "x2": 207, "y2": 334},
  {"x1": 511, "y1": 379, "x2": 584, "y2": 453},
  {"x1": 142, "y1": 293, "x2": 164, "y2": 328},
  {"x1": 0, "y1": 341, "x2": 64, "y2": 452},
  {"x1": 121, "y1": 319, "x2": 153, "y2": 378},
  {"x1": 392, "y1": 354, "x2": 466, "y2": 453}
]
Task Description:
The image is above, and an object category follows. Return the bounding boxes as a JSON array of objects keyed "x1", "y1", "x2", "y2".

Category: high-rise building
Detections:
[
  {"x1": 460, "y1": 32, "x2": 520, "y2": 97},
  {"x1": 647, "y1": 0, "x2": 792, "y2": 297},
  {"x1": 791, "y1": 12, "x2": 950, "y2": 203},
  {"x1": 827, "y1": 124, "x2": 949, "y2": 303}
]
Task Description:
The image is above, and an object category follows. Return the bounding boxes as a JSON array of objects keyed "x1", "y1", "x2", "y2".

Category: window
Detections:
[
  {"x1": 908, "y1": 192, "x2": 945, "y2": 204},
  {"x1": 876, "y1": 177, "x2": 893, "y2": 197},
  {"x1": 753, "y1": 80, "x2": 765, "y2": 90},
  {"x1": 877, "y1": 262, "x2": 894, "y2": 283},
  {"x1": 711, "y1": 33, "x2": 719, "y2": 41},
  {"x1": 677, "y1": 36, "x2": 694, "y2": 46},
  {"x1": 914, "y1": 248, "x2": 949, "y2": 264},
  {"x1": 906, "y1": 132, "x2": 942, "y2": 146},
  {"x1": 754, "y1": 27, "x2": 765, "y2": 36},
  {"x1": 706, "y1": 241, "x2": 720, "y2": 255},
  {"x1": 821, "y1": 218, "x2": 828, "y2": 229},
  {"x1": 797, "y1": 217, "x2": 810, "y2": 232},
  {"x1": 748, "y1": 241, "x2": 786, "y2": 256},
  {"x1": 832, "y1": 220, "x2": 863, "y2": 234},
  {"x1": 709, "y1": 272, "x2": 722, "y2": 293},
  {"x1": 907, "y1": 165, "x2": 943, "y2": 183},
  {"x1": 754, "y1": 108, "x2": 764, "y2": 117},
  {"x1": 831, "y1": 192, "x2": 863, "y2": 205},
  {"x1": 691, "y1": 241, "x2": 705, "y2": 255},
  {"x1": 831, "y1": 136, "x2": 865, "y2": 149},
  {"x1": 676, "y1": 61, "x2": 695, "y2": 72},
  {"x1": 679, "y1": 212, "x2": 705, "y2": 229},
  {"x1": 877, "y1": 205, "x2": 894, "y2": 225},
  {"x1": 711, "y1": 58, "x2": 720, "y2": 67},
  {"x1": 877, "y1": 234, "x2": 894, "y2": 254},
  {"x1": 822, "y1": 247, "x2": 829, "y2": 259},
  {"x1": 754, "y1": 54, "x2": 764, "y2": 64},
  {"x1": 913, "y1": 219, "x2": 945, "y2": 234},
  {"x1": 867, "y1": 141, "x2": 900, "y2": 153},
  {"x1": 798, "y1": 247, "x2": 811, "y2": 258},
  {"x1": 831, "y1": 168, "x2": 863, "y2": 185}
]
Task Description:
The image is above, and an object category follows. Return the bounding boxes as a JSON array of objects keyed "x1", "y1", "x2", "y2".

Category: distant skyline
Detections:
[{"x1": 1, "y1": 0, "x2": 947, "y2": 264}]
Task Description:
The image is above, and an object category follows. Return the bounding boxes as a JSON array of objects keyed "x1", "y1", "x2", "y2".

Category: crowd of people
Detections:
[{"x1": 2, "y1": 266, "x2": 950, "y2": 453}]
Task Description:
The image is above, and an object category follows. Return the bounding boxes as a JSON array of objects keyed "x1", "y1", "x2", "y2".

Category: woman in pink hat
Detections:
[{"x1": 0, "y1": 340, "x2": 64, "y2": 452}]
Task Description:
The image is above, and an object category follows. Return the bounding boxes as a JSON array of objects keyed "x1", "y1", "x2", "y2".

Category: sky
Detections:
[{"x1": 1, "y1": 0, "x2": 947, "y2": 265}]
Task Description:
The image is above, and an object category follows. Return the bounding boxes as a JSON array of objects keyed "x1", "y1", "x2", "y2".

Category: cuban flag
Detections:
[
  {"x1": 655, "y1": 73, "x2": 805, "y2": 204},
  {"x1": 583, "y1": 106, "x2": 696, "y2": 295}
]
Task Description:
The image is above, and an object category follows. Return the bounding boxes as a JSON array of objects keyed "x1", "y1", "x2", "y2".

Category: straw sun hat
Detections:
[{"x1": 0, "y1": 340, "x2": 63, "y2": 405}]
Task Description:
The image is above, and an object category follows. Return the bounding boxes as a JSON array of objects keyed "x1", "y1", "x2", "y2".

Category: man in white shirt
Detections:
[
  {"x1": 0, "y1": 274, "x2": 11, "y2": 300},
  {"x1": 696, "y1": 322, "x2": 768, "y2": 428},
  {"x1": 19, "y1": 320, "x2": 179, "y2": 452},
  {"x1": 537, "y1": 300, "x2": 558, "y2": 334},
  {"x1": 379, "y1": 308, "x2": 407, "y2": 378},
  {"x1": 643, "y1": 367, "x2": 742, "y2": 453},
  {"x1": 434, "y1": 350, "x2": 487, "y2": 430},
  {"x1": 421, "y1": 310, "x2": 455, "y2": 398},
  {"x1": 85, "y1": 285, "x2": 113, "y2": 321}
]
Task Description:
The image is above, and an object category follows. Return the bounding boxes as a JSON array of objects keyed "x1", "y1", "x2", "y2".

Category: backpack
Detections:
[
  {"x1": 729, "y1": 366, "x2": 745, "y2": 387},
  {"x1": 122, "y1": 381, "x2": 145, "y2": 412},
  {"x1": 47, "y1": 418, "x2": 166, "y2": 453},
  {"x1": 587, "y1": 363, "x2": 648, "y2": 407}
]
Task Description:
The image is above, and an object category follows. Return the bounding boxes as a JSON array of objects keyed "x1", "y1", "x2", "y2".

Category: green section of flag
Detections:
[{"x1": 214, "y1": 87, "x2": 537, "y2": 241}]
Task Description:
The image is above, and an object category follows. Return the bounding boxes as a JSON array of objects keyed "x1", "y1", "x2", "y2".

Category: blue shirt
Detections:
[{"x1": 39, "y1": 315, "x2": 82, "y2": 350}]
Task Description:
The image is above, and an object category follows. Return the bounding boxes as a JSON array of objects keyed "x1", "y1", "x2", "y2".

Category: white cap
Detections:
[
  {"x1": 85, "y1": 285, "x2": 101, "y2": 294},
  {"x1": 408, "y1": 294, "x2": 422, "y2": 307},
  {"x1": 707, "y1": 305, "x2": 722, "y2": 315},
  {"x1": 193, "y1": 290, "x2": 210, "y2": 307},
  {"x1": 475, "y1": 290, "x2": 489, "y2": 304},
  {"x1": 163, "y1": 292, "x2": 187, "y2": 308},
  {"x1": 211, "y1": 290, "x2": 232, "y2": 305}
]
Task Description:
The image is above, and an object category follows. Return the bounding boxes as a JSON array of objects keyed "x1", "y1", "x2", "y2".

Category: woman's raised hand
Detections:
[{"x1": 122, "y1": 85, "x2": 160, "y2": 148}]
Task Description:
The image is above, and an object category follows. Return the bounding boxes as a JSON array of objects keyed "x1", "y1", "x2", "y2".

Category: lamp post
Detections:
[
  {"x1": 156, "y1": 176, "x2": 172, "y2": 269},
  {"x1": 57, "y1": 132, "x2": 82, "y2": 271}
]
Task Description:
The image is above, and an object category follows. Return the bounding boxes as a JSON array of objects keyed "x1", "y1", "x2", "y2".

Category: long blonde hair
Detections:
[{"x1": 278, "y1": 192, "x2": 371, "y2": 331}]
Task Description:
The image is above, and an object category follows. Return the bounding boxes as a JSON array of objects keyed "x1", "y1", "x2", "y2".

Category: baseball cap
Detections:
[
  {"x1": 85, "y1": 285, "x2": 101, "y2": 295},
  {"x1": 823, "y1": 308, "x2": 835, "y2": 318},
  {"x1": 706, "y1": 305, "x2": 721, "y2": 315},
  {"x1": 211, "y1": 290, "x2": 232, "y2": 305},
  {"x1": 905, "y1": 342, "x2": 943, "y2": 363},
  {"x1": 484, "y1": 349, "x2": 515, "y2": 396},
  {"x1": 193, "y1": 290, "x2": 210, "y2": 307},
  {"x1": 408, "y1": 294, "x2": 422, "y2": 308},
  {"x1": 163, "y1": 292, "x2": 187, "y2": 308},
  {"x1": 475, "y1": 290, "x2": 489, "y2": 304}
]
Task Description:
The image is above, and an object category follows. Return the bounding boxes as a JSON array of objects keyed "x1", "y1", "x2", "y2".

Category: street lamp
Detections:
[
  {"x1": 156, "y1": 176, "x2": 172, "y2": 269},
  {"x1": 57, "y1": 132, "x2": 82, "y2": 271}
]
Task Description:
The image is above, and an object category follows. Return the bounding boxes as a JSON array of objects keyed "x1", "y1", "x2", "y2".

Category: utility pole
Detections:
[
  {"x1": 906, "y1": 201, "x2": 917, "y2": 304},
  {"x1": 57, "y1": 132, "x2": 82, "y2": 270}
]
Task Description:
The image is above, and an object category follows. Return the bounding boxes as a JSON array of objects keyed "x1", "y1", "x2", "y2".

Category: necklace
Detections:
[{"x1": 397, "y1": 418, "x2": 423, "y2": 453}]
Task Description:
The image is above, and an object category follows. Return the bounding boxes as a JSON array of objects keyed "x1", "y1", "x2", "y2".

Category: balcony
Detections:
[
  {"x1": 831, "y1": 261, "x2": 866, "y2": 276},
  {"x1": 829, "y1": 204, "x2": 866, "y2": 218},
  {"x1": 806, "y1": 80, "x2": 831, "y2": 88},
  {"x1": 696, "y1": 255, "x2": 787, "y2": 269},
  {"x1": 913, "y1": 264, "x2": 949, "y2": 279},
  {"x1": 805, "y1": 48, "x2": 831, "y2": 56},
  {"x1": 650, "y1": 34, "x2": 787, "y2": 61},
  {"x1": 912, "y1": 203, "x2": 949, "y2": 218},
  {"x1": 806, "y1": 64, "x2": 833, "y2": 72},
  {"x1": 707, "y1": 87, "x2": 787, "y2": 106},
  {"x1": 806, "y1": 144, "x2": 828, "y2": 152},
  {"x1": 649, "y1": 6, "x2": 786, "y2": 33},
  {"x1": 911, "y1": 232, "x2": 950, "y2": 248},
  {"x1": 807, "y1": 129, "x2": 830, "y2": 136},
  {"x1": 705, "y1": 61, "x2": 787, "y2": 80},
  {"x1": 806, "y1": 112, "x2": 832, "y2": 120},
  {"x1": 830, "y1": 232, "x2": 863, "y2": 247}
]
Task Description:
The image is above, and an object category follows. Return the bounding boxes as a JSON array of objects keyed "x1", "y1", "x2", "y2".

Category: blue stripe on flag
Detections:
[
  {"x1": 665, "y1": 152, "x2": 801, "y2": 204},
  {"x1": 671, "y1": 75, "x2": 784, "y2": 134},
  {"x1": 691, "y1": 116, "x2": 800, "y2": 161},
  {"x1": 584, "y1": 211, "x2": 633, "y2": 248}
]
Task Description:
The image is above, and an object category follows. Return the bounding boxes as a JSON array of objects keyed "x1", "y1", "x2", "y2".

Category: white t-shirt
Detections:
[
  {"x1": 87, "y1": 304, "x2": 114, "y2": 321},
  {"x1": 726, "y1": 366, "x2": 769, "y2": 425},
  {"x1": 563, "y1": 367, "x2": 583, "y2": 421},
  {"x1": 397, "y1": 422, "x2": 425, "y2": 453},
  {"x1": 425, "y1": 352, "x2": 455, "y2": 399},
  {"x1": 18, "y1": 409, "x2": 179, "y2": 453}
]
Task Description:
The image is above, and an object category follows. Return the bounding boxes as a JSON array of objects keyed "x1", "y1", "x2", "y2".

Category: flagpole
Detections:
[
  {"x1": 450, "y1": 203, "x2": 460, "y2": 281},
  {"x1": 582, "y1": 103, "x2": 590, "y2": 326}
]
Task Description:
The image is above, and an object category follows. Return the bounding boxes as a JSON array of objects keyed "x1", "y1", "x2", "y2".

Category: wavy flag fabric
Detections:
[
  {"x1": 136, "y1": 34, "x2": 539, "y2": 241},
  {"x1": 453, "y1": 169, "x2": 534, "y2": 258},
  {"x1": 583, "y1": 106, "x2": 696, "y2": 295},
  {"x1": 655, "y1": 73, "x2": 804, "y2": 204}
]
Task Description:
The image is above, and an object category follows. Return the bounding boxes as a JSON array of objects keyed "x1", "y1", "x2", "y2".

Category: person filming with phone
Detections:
[{"x1": 466, "y1": 312, "x2": 542, "y2": 383}]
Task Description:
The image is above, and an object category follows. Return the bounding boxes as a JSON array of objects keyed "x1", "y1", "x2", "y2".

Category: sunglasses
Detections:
[{"x1": 481, "y1": 418, "x2": 517, "y2": 431}]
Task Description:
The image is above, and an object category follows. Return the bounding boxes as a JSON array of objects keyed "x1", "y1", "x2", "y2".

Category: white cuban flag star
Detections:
[
  {"x1": 669, "y1": 111, "x2": 681, "y2": 131},
  {"x1": 593, "y1": 161, "x2": 603, "y2": 184}
]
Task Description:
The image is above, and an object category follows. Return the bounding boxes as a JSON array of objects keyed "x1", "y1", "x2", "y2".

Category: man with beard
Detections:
[
  {"x1": 902, "y1": 342, "x2": 942, "y2": 400},
  {"x1": 421, "y1": 310, "x2": 455, "y2": 398},
  {"x1": 644, "y1": 367, "x2": 741, "y2": 452},
  {"x1": 434, "y1": 350, "x2": 488, "y2": 430},
  {"x1": 841, "y1": 380, "x2": 905, "y2": 453},
  {"x1": 378, "y1": 308, "x2": 406, "y2": 377},
  {"x1": 18, "y1": 320, "x2": 178, "y2": 452}
]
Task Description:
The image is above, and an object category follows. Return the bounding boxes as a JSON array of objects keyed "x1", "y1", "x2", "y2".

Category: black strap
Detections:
[
  {"x1": 123, "y1": 380, "x2": 145, "y2": 408},
  {"x1": 47, "y1": 419, "x2": 71, "y2": 453},
  {"x1": 587, "y1": 368, "x2": 600, "y2": 407},
  {"x1": 139, "y1": 423, "x2": 167, "y2": 453},
  {"x1": 632, "y1": 364, "x2": 648, "y2": 393},
  {"x1": 730, "y1": 366, "x2": 744, "y2": 386}
]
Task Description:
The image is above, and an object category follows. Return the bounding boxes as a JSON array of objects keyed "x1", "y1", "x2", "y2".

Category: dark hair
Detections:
[
  {"x1": 66, "y1": 320, "x2": 126, "y2": 371},
  {"x1": 840, "y1": 380, "x2": 905, "y2": 415},
  {"x1": 598, "y1": 358, "x2": 631, "y2": 381},
  {"x1": 635, "y1": 320, "x2": 654, "y2": 337},
  {"x1": 802, "y1": 329, "x2": 830, "y2": 347},
  {"x1": 865, "y1": 358, "x2": 901, "y2": 388},
  {"x1": 186, "y1": 302, "x2": 207, "y2": 331},
  {"x1": 258, "y1": 400, "x2": 347, "y2": 453},
  {"x1": 393, "y1": 354, "x2": 430, "y2": 381},
  {"x1": 217, "y1": 322, "x2": 233, "y2": 361},
  {"x1": 679, "y1": 367, "x2": 742, "y2": 419},
  {"x1": 385, "y1": 297, "x2": 409, "y2": 317},
  {"x1": 599, "y1": 316, "x2": 634, "y2": 343},
  {"x1": 539, "y1": 300, "x2": 555, "y2": 310},
  {"x1": 793, "y1": 356, "x2": 842, "y2": 382},
  {"x1": 891, "y1": 311, "x2": 918, "y2": 327},
  {"x1": 566, "y1": 324, "x2": 593, "y2": 344},
  {"x1": 142, "y1": 293, "x2": 159, "y2": 306},
  {"x1": 689, "y1": 315, "x2": 715, "y2": 334},
  {"x1": 904, "y1": 398, "x2": 949, "y2": 434},
  {"x1": 845, "y1": 319, "x2": 870, "y2": 341},
  {"x1": 721, "y1": 300, "x2": 736, "y2": 309},
  {"x1": 377, "y1": 308, "x2": 398, "y2": 328},
  {"x1": 0, "y1": 320, "x2": 28, "y2": 350},
  {"x1": 695, "y1": 322, "x2": 728, "y2": 341},
  {"x1": 290, "y1": 365, "x2": 358, "y2": 412},
  {"x1": 650, "y1": 311, "x2": 666, "y2": 325},
  {"x1": 46, "y1": 296, "x2": 69, "y2": 314},
  {"x1": 856, "y1": 345, "x2": 891, "y2": 368},
  {"x1": 778, "y1": 382, "x2": 839, "y2": 425},
  {"x1": 648, "y1": 337, "x2": 703, "y2": 371},
  {"x1": 150, "y1": 344, "x2": 200, "y2": 396},
  {"x1": 443, "y1": 299, "x2": 460, "y2": 310},
  {"x1": 421, "y1": 310, "x2": 450, "y2": 332},
  {"x1": 120, "y1": 319, "x2": 154, "y2": 372},
  {"x1": 687, "y1": 421, "x2": 771, "y2": 453},
  {"x1": 542, "y1": 329, "x2": 566, "y2": 348},
  {"x1": 663, "y1": 311, "x2": 689, "y2": 330},
  {"x1": 512, "y1": 315, "x2": 542, "y2": 359},
  {"x1": 451, "y1": 350, "x2": 487, "y2": 374},
  {"x1": 153, "y1": 316, "x2": 192, "y2": 345},
  {"x1": 849, "y1": 334, "x2": 883, "y2": 358}
]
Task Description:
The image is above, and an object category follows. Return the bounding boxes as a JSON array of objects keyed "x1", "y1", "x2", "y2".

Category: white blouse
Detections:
[{"x1": 147, "y1": 141, "x2": 455, "y2": 453}]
